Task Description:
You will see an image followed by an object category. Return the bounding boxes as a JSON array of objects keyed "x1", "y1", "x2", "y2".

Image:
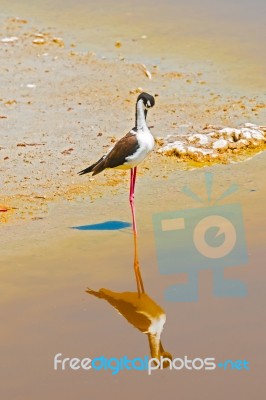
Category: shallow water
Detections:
[{"x1": 1, "y1": 155, "x2": 266, "y2": 399}]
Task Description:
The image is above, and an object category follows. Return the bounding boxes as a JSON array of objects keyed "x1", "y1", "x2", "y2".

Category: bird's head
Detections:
[{"x1": 137, "y1": 92, "x2": 155, "y2": 110}]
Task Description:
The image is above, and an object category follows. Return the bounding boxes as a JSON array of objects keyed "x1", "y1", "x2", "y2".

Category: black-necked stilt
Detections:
[{"x1": 78, "y1": 92, "x2": 155, "y2": 293}]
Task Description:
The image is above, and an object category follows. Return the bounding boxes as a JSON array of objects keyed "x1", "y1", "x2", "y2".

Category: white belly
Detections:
[{"x1": 122, "y1": 130, "x2": 155, "y2": 168}]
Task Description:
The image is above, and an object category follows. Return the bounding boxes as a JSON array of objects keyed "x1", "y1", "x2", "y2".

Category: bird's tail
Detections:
[
  {"x1": 78, "y1": 156, "x2": 105, "y2": 175},
  {"x1": 78, "y1": 165, "x2": 94, "y2": 175},
  {"x1": 90, "y1": 159, "x2": 106, "y2": 176}
]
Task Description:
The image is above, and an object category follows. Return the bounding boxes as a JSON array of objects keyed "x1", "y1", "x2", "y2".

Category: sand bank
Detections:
[{"x1": 0, "y1": 17, "x2": 265, "y2": 224}]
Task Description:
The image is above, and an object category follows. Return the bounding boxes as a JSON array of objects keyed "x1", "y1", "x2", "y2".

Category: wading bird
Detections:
[{"x1": 78, "y1": 92, "x2": 155, "y2": 294}]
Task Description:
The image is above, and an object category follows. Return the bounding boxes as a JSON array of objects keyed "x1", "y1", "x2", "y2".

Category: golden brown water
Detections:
[{"x1": 1, "y1": 154, "x2": 265, "y2": 398}]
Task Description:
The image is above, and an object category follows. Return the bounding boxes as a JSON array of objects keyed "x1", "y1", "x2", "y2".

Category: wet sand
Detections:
[
  {"x1": 0, "y1": 16, "x2": 265, "y2": 223},
  {"x1": 0, "y1": 5, "x2": 266, "y2": 400}
]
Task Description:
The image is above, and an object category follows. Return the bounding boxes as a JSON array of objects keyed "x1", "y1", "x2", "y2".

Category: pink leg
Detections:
[
  {"x1": 130, "y1": 167, "x2": 137, "y2": 235},
  {"x1": 129, "y1": 167, "x2": 145, "y2": 295}
]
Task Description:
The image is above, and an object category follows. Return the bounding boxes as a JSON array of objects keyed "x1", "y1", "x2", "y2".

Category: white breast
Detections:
[
  {"x1": 125, "y1": 128, "x2": 155, "y2": 167},
  {"x1": 148, "y1": 314, "x2": 166, "y2": 336}
]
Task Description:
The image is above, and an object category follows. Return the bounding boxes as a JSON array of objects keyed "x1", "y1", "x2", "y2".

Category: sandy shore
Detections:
[{"x1": 0, "y1": 16, "x2": 265, "y2": 224}]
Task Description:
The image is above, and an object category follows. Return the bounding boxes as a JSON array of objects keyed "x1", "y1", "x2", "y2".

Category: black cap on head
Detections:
[{"x1": 137, "y1": 92, "x2": 155, "y2": 108}]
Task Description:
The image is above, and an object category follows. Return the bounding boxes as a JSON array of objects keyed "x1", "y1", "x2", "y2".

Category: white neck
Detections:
[{"x1": 135, "y1": 99, "x2": 147, "y2": 130}]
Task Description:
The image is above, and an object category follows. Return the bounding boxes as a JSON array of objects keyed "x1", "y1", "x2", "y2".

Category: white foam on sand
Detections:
[{"x1": 157, "y1": 123, "x2": 266, "y2": 163}]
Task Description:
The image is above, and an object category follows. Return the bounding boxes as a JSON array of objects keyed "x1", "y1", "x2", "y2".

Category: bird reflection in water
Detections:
[
  {"x1": 87, "y1": 235, "x2": 172, "y2": 367},
  {"x1": 87, "y1": 288, "x2": 172, "y2": 366}
]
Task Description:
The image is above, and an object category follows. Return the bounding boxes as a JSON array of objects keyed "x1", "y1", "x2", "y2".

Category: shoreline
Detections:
[
  {"x1": 1, "y1": 0, "x2": 266, "y2": 92},
  {"x1": 0, "y1": 15, "x2": 265, "y2": 225}
]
